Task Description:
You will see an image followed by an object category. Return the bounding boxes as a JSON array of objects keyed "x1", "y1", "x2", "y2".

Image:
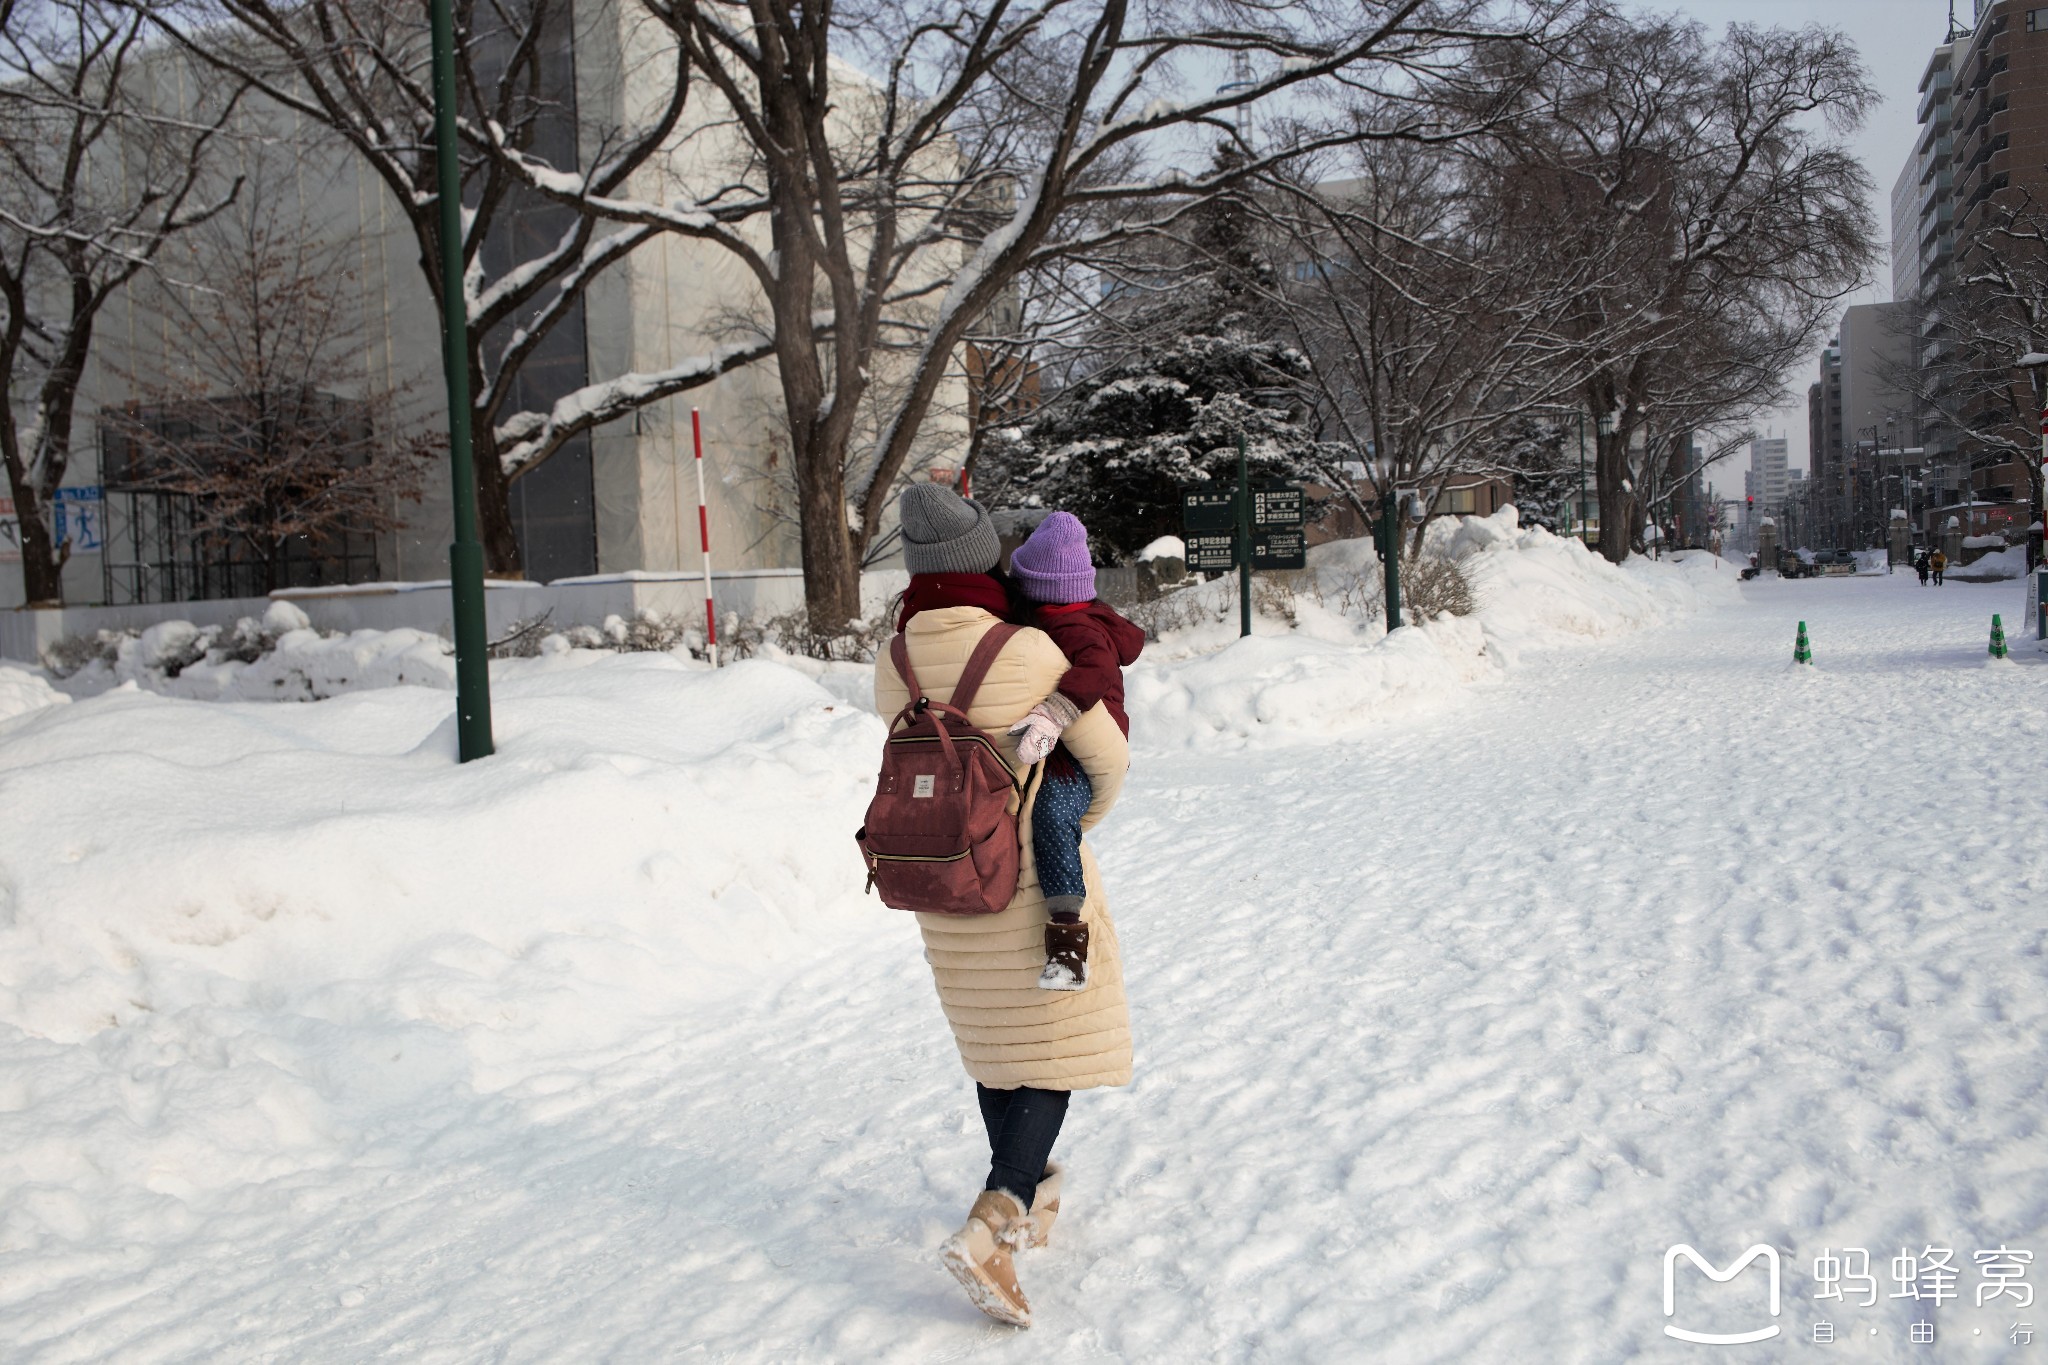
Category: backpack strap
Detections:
[
  {"x1": 948, "y1": 623, "x2": 1020, "y2": 716},
  {"x1": 888, "y1": 621, "x2": 1018, "y2": 724},
  {"x1": 889, "y1": 633, "x2": 919, "y2": 704}
]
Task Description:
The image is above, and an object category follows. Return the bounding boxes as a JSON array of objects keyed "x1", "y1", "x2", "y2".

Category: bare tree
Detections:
[
  {"x1": 1481, "y1": 14, "x2": 1877, "y2": 561},
  {"x1": 101, "y1": 155, "x2": 435, "y2": 592},
  {"x1": 1255, "y1": 139, "x2": 1608, "y2": 549},
  {"x1": 0, "y1": 0, "x2": 245, "y2": 604},
  {"x1": 152, "y1": 0, "x2": 773, "y2": 576},
  {"x1": 481, "y1": 0, "x2": 1579, "y2": 627}
]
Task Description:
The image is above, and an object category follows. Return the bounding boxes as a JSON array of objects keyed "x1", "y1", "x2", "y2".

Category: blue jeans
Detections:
[
  {"x1": 977, "y1": 1083, "x2": 1069, "y2": 1206},
  {"x1": 1032, "y1": 760, "x2": 1092, "y2": 904}
]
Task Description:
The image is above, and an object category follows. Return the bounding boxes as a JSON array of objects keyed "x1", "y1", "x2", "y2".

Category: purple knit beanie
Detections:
[{"x1": 1010, "y1": 511, "x2": 1096, "y2": 603}]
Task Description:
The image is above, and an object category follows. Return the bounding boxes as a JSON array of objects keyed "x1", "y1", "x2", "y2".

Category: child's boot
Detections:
[{"x1": 1039, "y1": 914, "x2": 1089, "y2": 991}]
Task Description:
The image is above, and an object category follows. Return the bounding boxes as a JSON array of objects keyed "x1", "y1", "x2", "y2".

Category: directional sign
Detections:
[
  {"x1": 1181, "y1": 490, "x2": 1237, "y2": 532},
  {"x1": 1251, "y1": 529, "x2": 1306, "y2": 570},
  {"x1": 1184, "y1": 532, "x2": 1237, "y2": 571},
  {"x1": 1251, "y1": 484, "x2": 1304, "y2": 528}
]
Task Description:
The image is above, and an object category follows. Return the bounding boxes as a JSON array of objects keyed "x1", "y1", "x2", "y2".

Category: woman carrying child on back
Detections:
[{"x1": 872, "y1": 486, "x2": 1140, "y2": 1328}]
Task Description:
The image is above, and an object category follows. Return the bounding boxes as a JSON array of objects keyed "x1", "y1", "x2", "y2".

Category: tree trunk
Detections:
[
  {"x1": 1596, "y1": 427, "x2": 1632, "y2": 564},
  {"x1": 13, "y1": 488, "x2": 63, "y2": 605},
  {"x1": 797, "y1": 443, "x2": 861, "y2": 631},
  {"x1": 472, "y1": 425, "x2": 524, "y2": 577}
]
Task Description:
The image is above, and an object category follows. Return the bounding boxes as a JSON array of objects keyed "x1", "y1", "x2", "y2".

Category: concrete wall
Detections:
[{"x1": 0, "y1": 569, "x2": 808, "y2": 666}]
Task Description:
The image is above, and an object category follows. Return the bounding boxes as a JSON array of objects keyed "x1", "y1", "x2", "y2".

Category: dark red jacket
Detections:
[{"x1": 1032, "y1": 600, "x2": 1145, "y2": 736}]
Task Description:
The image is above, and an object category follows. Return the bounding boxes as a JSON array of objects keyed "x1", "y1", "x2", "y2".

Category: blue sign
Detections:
[{"x1": 54, "y1": 486, "x2": 104, "y2": 551}]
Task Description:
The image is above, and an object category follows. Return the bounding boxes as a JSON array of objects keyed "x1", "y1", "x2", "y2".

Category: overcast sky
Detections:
[{"x1": 1629, "y1": 1, "x2": 1956, "y2": 492}]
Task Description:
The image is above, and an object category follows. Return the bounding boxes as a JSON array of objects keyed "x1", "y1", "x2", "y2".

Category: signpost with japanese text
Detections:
[
  {"x1": 1181, "y1": 490, "x2": 1236, "y2": 532},
  {"x1": 1252, "y1": 528, "x2": 1306, "y2": 570},
  {"x1": 1183, "y1": 532, "x2": 1237, "y2": 571},
  {"x1": 1180, "y1": 468, "x2": 1307, "y2": 631}
]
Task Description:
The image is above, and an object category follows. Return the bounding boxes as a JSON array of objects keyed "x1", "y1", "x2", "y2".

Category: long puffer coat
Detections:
[{"x1": 873, "y1": 604, "x2": 1132, "y2": 1091}]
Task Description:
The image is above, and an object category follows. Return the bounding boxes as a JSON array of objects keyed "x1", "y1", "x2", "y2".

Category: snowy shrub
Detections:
[
  {"x1": 750, "y1": 606, "x2": 893, "y2": 662},
  {"x1": 1402, "y1": 553, "x2": 1476, "y2": 621},
  {"x1": 41, "y1": 628, "x2": 129, "y2": 679},
  {"x1": 1127, "y1": 543, "x2": 1474, "y2": 641},
  {"x1": 488, "y1": 612, "x2": 557, "y2": 659}
]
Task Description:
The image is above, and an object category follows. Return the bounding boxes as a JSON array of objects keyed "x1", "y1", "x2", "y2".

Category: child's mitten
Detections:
[{"x1": 1006, "y1": 693, "x2": 1079, "y2": 764}]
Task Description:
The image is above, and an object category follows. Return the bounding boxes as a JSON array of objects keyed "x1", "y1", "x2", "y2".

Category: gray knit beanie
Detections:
[{"x1": 898, "y1": 483, "x2": 1000, "y2": 575}]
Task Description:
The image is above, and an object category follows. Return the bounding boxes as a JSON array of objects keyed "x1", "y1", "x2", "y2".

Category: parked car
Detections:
[
  {"x1": 1812, "y1": 548, "x2": 1856, "y2": 575},
  {"x1": 1777, "y1": 551, "x2": 1816, "y2": 579}
]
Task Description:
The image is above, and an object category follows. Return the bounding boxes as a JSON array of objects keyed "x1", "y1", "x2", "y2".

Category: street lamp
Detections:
[
  {"x1": 429, "y1": 0, "x2": 493, "y2": 760},
  {"x1": 1591, "y1": 411, "x2": 1617, "y2": 549},
  {"x1": 1365, "y1": 453, "x2": 1404, "y2": 629}
]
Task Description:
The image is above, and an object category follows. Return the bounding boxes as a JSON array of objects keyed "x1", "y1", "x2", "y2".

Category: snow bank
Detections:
[
  {"x1": 1951, "y1": 545, "x2": 2030, "y2": 581},
  {"x1": 58, "y1": 600, "x2": 459, "y2": 702},
  {"x1": 0, "y1": 664, "x2": 68, "y2": 725},
  {"x1": 0, "y1": 651, "x2": 885, "y2": 1046},
  {"x1": 1129, "y1": 510, "x2": 1738, "y2": 750}
]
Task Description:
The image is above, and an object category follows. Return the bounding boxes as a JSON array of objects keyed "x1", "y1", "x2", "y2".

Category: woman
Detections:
[{"x1": 873, "y1": 483, "x2": 1132, "y2": 1328}]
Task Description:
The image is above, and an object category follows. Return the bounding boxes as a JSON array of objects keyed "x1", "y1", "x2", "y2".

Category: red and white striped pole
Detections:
[{"x1": 691, "y1": 407, "x2": 717, "y2": 667}]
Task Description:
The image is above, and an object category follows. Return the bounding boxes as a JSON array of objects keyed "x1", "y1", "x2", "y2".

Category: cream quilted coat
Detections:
[{"x1": 874, "y1": 605, "x2": 1133, "y2": 1091}]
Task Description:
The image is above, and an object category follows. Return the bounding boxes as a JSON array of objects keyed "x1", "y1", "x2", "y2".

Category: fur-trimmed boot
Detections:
[
  {"x1": 1038, "y1": 919, "x2": 1089, "y2": 991},
  {"x1": 1024, "y1": 1162, "x2": 1064, "y2": 1249},
  {"x1": 939, "y1": 1189, "x2": 1033, "y2": 1326}
]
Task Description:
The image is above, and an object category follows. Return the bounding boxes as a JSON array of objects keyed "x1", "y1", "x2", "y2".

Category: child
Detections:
[{"x1": 1003, "y1": 512, "x2": 1145, "y2": 991}]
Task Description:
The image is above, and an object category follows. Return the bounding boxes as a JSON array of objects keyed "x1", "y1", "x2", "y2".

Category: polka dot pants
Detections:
[{"x1": 1031, "y1": 759, "x2": 1093, "y2": 902}]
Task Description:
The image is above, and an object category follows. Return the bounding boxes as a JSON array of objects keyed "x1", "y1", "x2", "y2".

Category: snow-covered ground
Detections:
[{"x1": 1, "y1": 530, "x2": 2044, "y2": 1362}]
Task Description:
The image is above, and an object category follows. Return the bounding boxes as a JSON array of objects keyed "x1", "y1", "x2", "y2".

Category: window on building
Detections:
[
  {"x1": 97, "y1": 394, "x2": 384, "y2": 604},
  {"x1": 1438, "y1": 487, "x2": 1479, "y2": 515},
  {"x1": 2029, "y1": 6, "x2": 2048, "y2": 31}
]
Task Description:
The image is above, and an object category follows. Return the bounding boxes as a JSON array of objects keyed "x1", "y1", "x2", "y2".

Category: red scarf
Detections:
[{"x1": 896, "y1": 573, "x2": 1012, "y2": 630}]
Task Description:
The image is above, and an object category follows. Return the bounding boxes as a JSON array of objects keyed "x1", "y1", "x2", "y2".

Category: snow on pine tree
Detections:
[
  {"x1": 987, "y1": 158, "x2": 1338, "y2": 560},
  {"x1": 1477, "y1": 416, "x2": 1580, "y2": 536},
  {"x1": 994, "y1": 334, "x2": 1334, "y2": 560}
]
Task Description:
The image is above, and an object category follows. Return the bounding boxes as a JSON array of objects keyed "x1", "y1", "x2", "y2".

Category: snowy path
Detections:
[{"x1": 4, "y1": 572, "x2": 2046, "y2": 1362}]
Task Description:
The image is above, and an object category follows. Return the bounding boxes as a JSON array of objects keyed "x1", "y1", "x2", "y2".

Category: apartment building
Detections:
[{"x1": 1903, "y1": 1, "x2": 2043, "y2": 546}]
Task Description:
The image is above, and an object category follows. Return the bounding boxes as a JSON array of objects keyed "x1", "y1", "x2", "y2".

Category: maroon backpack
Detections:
[{"x1": 856, "y1": 625, "x2": 1024, "y2": 915}]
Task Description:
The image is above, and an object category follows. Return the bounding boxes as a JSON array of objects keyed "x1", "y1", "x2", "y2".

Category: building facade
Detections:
[
  {"x1": 1903, "y1": 2, "x2": 2043, "y2": 549},
  {"x1": 2, "y1": 1, "x2": 968, "y2": 611},
  {"x1": 1748, "y1": 438, "x2": 1789, "y2": 521}
]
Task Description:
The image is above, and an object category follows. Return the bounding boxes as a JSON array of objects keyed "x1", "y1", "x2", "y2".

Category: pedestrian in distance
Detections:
[
  {"x1": 875, "y1": 484, "x2": 1135, "y2": 1329},
  {"x1": 1003, "y1": 511, "x2": 1145, "y2": 993},
  {"x1": 1931, "y1": 548, "x2": 1947, "y2": 586},
  {"x1": 1914, "y1": 549, "x2": 1930, "y2": 586}
]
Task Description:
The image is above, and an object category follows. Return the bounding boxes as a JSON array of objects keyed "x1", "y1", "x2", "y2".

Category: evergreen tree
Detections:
[
  {"x1": 1478, "y1": 416, "x2": 1579, "y2": 535},
  {"x1": 984, "y1": 150, "x2": 1336, "y2": 560}
]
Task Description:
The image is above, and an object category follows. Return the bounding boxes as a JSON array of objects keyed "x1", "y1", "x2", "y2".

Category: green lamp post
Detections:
[{"x1": 429, "y1": 0, "x2": 494, "y2": 761}]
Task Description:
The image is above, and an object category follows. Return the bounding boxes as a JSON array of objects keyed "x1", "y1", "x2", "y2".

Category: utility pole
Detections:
[{"x1": 429, "y1": 0, "x2": 493, "y2": 760}]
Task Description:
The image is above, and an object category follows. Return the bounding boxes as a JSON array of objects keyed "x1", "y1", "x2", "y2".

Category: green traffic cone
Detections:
[
  {"x1": 1990, "y1": 614, "x2": 2009, "y2": 660},
  {"x1": 1793, "y1": 620, "x2": 1812, "y2": 665}
]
